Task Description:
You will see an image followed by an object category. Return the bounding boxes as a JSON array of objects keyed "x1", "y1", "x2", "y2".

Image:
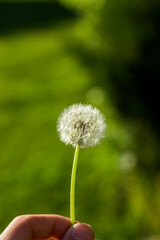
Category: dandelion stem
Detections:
[{"x1": 70, "y1": 144, "x2": 80, "y2": 225}]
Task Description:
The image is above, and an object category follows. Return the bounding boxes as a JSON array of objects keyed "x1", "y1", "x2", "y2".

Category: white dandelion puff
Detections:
[{"x1": 57, "y1": 103, "x2": 107, "y2": 148}]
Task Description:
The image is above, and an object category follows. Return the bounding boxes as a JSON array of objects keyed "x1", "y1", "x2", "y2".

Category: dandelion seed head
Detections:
[{"x1": 57, "y1": 103, "x2": 107, "y2": 148}]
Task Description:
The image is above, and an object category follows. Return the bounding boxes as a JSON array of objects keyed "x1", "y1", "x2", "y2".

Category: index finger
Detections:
[{"x1": 1, "y1": 214, "x2": 71, "y2": 240}]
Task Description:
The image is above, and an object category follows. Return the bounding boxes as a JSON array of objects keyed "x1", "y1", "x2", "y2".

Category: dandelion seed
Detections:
[{"x1": 57, "y1": 103, "x2": 107, "y2": 148}]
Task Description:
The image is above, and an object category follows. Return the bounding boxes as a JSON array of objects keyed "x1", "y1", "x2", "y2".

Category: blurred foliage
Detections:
[{"x1": 0, "y1": 1, "x2": 160, "y2": 240}]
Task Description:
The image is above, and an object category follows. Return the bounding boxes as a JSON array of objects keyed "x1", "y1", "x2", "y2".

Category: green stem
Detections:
[{"x1": 70, "y1": 144, "x2": 80, "y2": 225}]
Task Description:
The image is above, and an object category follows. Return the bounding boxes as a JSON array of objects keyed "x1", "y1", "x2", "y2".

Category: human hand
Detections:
[{"x1": 0, "y1": 214, "x2": 94, "y2": 240}]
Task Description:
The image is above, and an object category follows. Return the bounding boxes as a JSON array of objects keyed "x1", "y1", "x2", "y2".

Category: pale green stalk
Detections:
[{"x1": 70, "y1": 144, "x2": 80, "y2": 225}]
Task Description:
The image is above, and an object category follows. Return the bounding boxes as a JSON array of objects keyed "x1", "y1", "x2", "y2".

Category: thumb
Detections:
[{"x1": 62, "y1": 222, "x2": 94, "y2": 240}]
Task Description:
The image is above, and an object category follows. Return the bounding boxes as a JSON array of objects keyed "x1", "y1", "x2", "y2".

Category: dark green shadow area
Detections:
[{"x1": 0, "y1": 1, "x2": 77, "y2": 35}]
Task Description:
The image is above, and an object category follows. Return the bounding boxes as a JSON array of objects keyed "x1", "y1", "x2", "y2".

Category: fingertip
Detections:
[
  {"x1": 62, "y1": 222, "x2": 94, "y2": 240},
  {"x1": 72, "y1": 223, "x2": 94, "y2": 240}
]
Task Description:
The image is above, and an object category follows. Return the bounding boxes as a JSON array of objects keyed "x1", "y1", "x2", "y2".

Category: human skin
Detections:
[{"x1": 0, "y1": 214, "x2": 94, "y2": 240}]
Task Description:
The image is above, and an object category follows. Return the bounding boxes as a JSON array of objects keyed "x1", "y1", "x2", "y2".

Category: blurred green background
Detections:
[{"x1": 0, "y1": 1, "x2": 160, "y2": 239}]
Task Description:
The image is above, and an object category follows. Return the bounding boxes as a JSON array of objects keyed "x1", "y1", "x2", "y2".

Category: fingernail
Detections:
[{"x1": 71, "y1": 223, "x2": 94, "y2": 240}]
